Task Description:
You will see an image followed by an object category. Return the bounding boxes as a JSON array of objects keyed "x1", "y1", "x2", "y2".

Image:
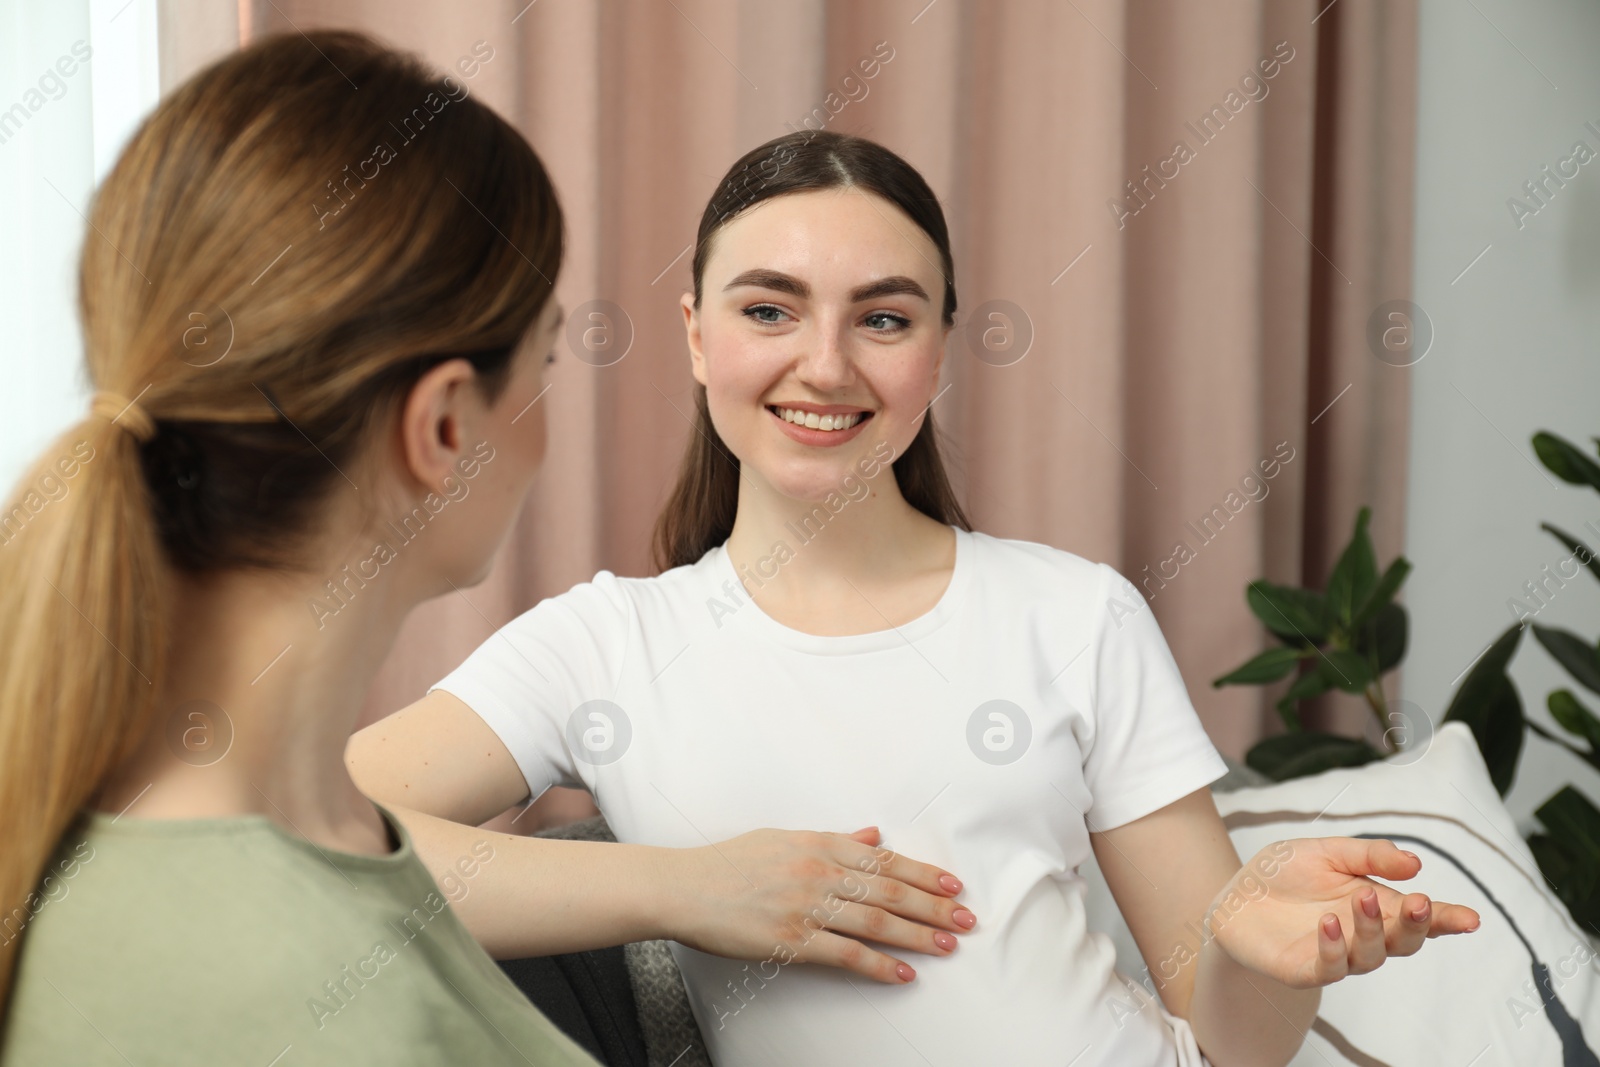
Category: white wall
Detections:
[
  {"x1": 0, "y1": 0, "x2": 159, "y2": 497},
  {"x1": 1406, "y1": 0, "x2": 1600, "y2": 830}
]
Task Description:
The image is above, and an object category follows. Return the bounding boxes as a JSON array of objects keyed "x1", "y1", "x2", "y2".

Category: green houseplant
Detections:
[
  {"x1": 1213, "y1": 429, "x2": 1600, "y2": 935},
  {"x1": 1210, "y1": 504, "x2": 1412, "y2": 778},
  {"x1": 1443, "y1": 430, "x2": 1600, "y2": 935}
]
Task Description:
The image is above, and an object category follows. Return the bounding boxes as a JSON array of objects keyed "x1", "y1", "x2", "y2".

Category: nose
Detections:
[{"x1": 793, "y1": 315, "x2": 854, "y2": 393}]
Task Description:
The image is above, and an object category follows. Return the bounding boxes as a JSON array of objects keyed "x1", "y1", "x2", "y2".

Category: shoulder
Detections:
[
  {"x1": 3, "y1": 825, "x2": 390, "y2": 1060},
  {"x1": 961, "y1": 532, "x2": 1159, "y2": 658},
  {"x1": 549, "y1": 550, "x2": 725, "y2": 634},
  {"x1": 965, "y1": 529, "x2": 1118, "y2": 600},
  {"x1": 9, "y1": 819, "x2": 386, "y2": 964},
  {"x1": 529, "y1": 553, "x2": 720, "y2": 626}
]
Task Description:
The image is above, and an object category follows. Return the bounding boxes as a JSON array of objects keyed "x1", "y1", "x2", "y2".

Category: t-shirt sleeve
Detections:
[
  {"x1": 429, "y1": 571, "x2": 633, "y2": 804},
  {"x1": 1080, "y1": 561, "x2": 1230, "y2": 832}
]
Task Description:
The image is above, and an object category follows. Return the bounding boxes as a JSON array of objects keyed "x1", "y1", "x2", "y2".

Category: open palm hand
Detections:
[{"x1": 1209, "y1": 837, "x2": 1481, "y2": 989}]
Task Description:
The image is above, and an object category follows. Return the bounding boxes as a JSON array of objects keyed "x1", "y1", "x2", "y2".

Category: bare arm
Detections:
[
  {"x1": 1091, "y1": 787, "x2": 1318, "y2": 1067},
  {"x1": 347, "y1": 690, "x2": 978, "y2": 982},
  {"x1": 1095, "y1": 786, "x2": 1478, "y2": 1066}
]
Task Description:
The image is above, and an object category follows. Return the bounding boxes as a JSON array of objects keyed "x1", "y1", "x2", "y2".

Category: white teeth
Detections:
[{"x1": 776, "y1": 408, "x2": 863, "y2": 430}]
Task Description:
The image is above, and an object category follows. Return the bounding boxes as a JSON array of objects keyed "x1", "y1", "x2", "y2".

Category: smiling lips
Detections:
[
  {"x1": 774, "y1": 406, "x2": 866, "y2": 431},
  {"x1": 767, "y1": 404, "x2": 873, "y2": 447}
]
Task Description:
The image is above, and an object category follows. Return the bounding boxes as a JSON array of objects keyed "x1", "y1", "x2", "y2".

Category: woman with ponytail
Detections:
[
  {"x1": 0, "y1": 27, "x2": 602, "y2": 1065},
  {"x1": 0, "y1": 33, "x2": 955, "y2": 1066}
]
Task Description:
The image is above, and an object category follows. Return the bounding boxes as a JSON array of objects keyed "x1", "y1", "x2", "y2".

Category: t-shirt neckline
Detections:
[
  {"x1": 710, "y1": 525, "x2": 975, "y2": 655},
  {"x1": 79, "y1": 799, "x2": 416, "y2": 872}
]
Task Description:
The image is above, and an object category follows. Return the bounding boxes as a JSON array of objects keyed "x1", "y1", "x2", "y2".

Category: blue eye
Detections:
[
  {"x1": 742, "y1": 304, "x2": 787, "y2": 324},
  {"x1": 863, "y1": 311, "x2": 911, "y2": 332}
]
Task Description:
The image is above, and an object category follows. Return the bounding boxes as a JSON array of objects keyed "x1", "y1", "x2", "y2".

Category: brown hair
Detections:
[
  {"x1": 0, "y1": 30, "x2": 561, "y2": 1011},
  {"x1": 652, "y1": 130, "x2": 971, "y2": 572}
]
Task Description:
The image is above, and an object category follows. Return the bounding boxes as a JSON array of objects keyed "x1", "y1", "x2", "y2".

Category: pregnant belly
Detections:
[{"x1": 668, "y1": 877, "x2": 1187, "y2": 1067}]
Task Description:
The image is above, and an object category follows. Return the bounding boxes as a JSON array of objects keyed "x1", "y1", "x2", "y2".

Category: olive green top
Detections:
[{"x1": 0, "y1": 802, "x2": 599, "y2": 1066}]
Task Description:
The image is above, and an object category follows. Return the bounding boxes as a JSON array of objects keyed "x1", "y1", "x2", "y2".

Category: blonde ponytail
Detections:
[
  {"x1": 0, "y1": 29, "x2": 563, "y2": 1019},
  {"x1": 0, "y1": 412, "x2": 167, "y2": 1010}
]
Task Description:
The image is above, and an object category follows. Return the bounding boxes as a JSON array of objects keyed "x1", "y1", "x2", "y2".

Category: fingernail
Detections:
[
  {"x1": 1323, "y1": 915, "x2": 1342, "y2": 940},
  {"x1": 933, "y1": 932, "x2": 957, "y2": 951},
  {"x1": 855, "y1": 826, "x2": 878, "y2": 835},
  {"x1": 896, "y1": 963, "x2": 915, "y2": 982},
  {"x1": 952, "y1": 908, "x2": 977, "y2": 929},
  {"x1": 1410, "y1": 901, "x2": 1430, "y2": 923},
  {"x1": 1361, "y1": 890, "x2": 1381, "y2": 919},
  {"x1": 938, "y1": 874, "x2": 962, "y2": 894},
  {"x1": 1401, "y1": 850, "x2": 1419, "y2": 862}
]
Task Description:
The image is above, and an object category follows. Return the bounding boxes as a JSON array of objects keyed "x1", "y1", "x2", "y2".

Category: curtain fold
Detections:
[{"x1": 187, "y1": 0, "x2": 1417, "y2": 762}]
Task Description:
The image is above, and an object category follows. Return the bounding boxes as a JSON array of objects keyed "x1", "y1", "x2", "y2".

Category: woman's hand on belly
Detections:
[{"x1": 661, "y1": 826, "x2": 977, "y2": 984}]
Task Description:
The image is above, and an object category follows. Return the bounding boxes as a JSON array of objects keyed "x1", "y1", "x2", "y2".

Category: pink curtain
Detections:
[{"x1": 166, "y1": 0, "x2": 1418, "y2": 775}]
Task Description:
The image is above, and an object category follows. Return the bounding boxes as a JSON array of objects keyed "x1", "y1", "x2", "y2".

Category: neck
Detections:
[
  {"x1": 95, "y1": 550, "x2": 421, "y2": 852},
  {"x1": 725, "y1": 461, "x2": 951, "y2": 610}
]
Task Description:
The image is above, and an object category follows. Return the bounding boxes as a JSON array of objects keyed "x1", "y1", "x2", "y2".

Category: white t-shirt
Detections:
[{"x1": 434, "y1": 528, "x2": 1229, "y2": 1067}]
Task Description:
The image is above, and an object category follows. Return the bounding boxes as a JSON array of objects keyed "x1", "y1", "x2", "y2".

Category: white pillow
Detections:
[{"x1": 1079, "y1": 721, "x2": 1600, "y2": 1066}]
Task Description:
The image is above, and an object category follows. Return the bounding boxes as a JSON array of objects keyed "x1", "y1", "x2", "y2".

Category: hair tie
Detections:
[{"x1": 89, "y1": 391, "x2": 158, "y2": 443}]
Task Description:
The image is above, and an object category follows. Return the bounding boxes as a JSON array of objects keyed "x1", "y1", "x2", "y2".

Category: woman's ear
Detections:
[
  {"x1": 681, "y1": 291, "x2": 708, "y2": 387},
  {"x1": 397, "y1": 358, "x2": 481, "y2": 493}
]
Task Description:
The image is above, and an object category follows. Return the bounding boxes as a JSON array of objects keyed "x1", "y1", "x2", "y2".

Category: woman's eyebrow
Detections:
[
  {"x1": 849, "y1": 276, "x2": 929, "y2": 303},
  {"x1": 723, "y1": 269, "x2": 930, "y2": 304},
  {"x1": 724, "y1": 269, "x2": 808, "y2": 297}
]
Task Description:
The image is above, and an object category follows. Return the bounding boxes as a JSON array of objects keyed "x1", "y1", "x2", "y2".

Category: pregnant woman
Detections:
[
  {"x1": 0, "y1": 34, "x2": 957, "y2": 1065},
  {"x1": 349, "y1": 131, "x2": 1480, "y2": 1066}
]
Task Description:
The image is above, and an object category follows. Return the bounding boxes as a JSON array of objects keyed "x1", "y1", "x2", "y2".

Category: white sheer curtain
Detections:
[{"x1": 0, "y1": 0, "x2": 160, "y2": 495}]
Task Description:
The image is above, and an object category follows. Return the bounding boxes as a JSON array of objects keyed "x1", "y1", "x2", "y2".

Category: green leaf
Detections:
[
  {"x1": 1526, "y1": 834, "x2": 1598, "y2": 925},
  {"x1": 1450, "y1": 674, "x2": 1525, "y2": 795},
  {"x1": 1443, "y1": 623, "x2": 1524, "y2": 719},
  {"x1": 1548, "y1": 690, "x2": 1600, "y2": 752},
  {"x1": 1526, "y1": 834, "x2": 1571, "y2": 895},
  {"x1": 1326, "y1": 507, "x2": 1378, "y2": 629},
  {"x1": 1442, "y1": 624, "x2": 1526, "y2": 795},
  {"x1": 1533, "y1": 787, "x2": 1600, "y2": 896},
  {"x1": 1245, "y1": 732, "x2": 1385, "y2": 782},
  {"x1": 1275, "y1": 669, "x2": 1334, "y2": 731},
  {"x1": 1247, "y1": 581, "x2": 1329, "y2": 644},
  {"x1": 1533, "y1": 430, "x2": 1600, "y2": 493},
  {"x1": 1539, "y1": 522, "x2": 1600, "y2": 586},
  {"x1": 1212, "y1": 646, "x2": 1314, "y2": 688},
  {"x1": 1315, "y1": 647, "x2": 1374, "y2": 694},
  {"x1": 1531, "y1": 624, "x2": 1600, "y2": 696},
  {"x1": 1368, "y1": 601, "x2": 1408, "y2": 673},
  {"x1": 1351, "y1": 556, "x2": 1412, "y2": 631}
]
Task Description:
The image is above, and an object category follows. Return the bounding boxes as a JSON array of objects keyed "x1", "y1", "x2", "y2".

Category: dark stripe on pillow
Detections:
[{"x1": 1347, "y1": 833, "x2": 1599, "y2": 1067}]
